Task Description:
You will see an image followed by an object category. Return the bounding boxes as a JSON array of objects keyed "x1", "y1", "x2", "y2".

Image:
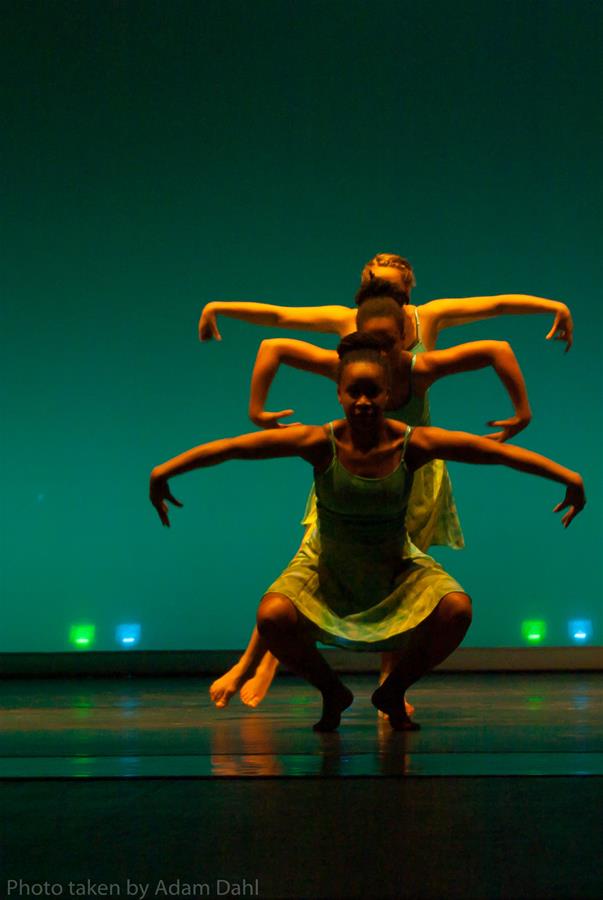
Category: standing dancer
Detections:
[
  {"x1": 199, "y1": 253, "x2": 573, "y2": 353},
  {"x1": 150, "y1": 340, "x2": 584, "y2": 731},
  {"x1": 210, "y1": 286, "x2": 533, "y2": 709}
]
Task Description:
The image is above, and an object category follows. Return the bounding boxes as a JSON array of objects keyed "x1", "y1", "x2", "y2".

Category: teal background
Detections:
[{"x1": 2, "y1": 0, "x2": 601, "y2": 651}]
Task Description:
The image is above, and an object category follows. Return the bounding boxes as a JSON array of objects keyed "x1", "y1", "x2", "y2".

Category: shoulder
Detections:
[
  {"x1": 336, "y1": 307, "x2": 358, "y2": 337},
  {"x1": 385, "y1": 417, "x2": 410, "y2": 436},
  {"x1": 410, "y1": 302, "x2": 439, "y2": 349}
]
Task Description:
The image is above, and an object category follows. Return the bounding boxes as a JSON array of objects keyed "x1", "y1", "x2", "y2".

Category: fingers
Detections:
[
  {"x1": 553, "y1": 499, "x2": 568, "y2": 512},
  {"x1": 562, "y1": 507, "x2": 576, "y2": 528},
  {"x1": 153, "y1": 502, "x2": 170, "y2": 527},
  {"x1": 166, "y1": 490, "x2": 183, "y2": 507},
  {"x1": 198, "y1": 318, "x2": 222, "y2": 342},
  {"x1": 482, "y1": 431, "x2": 505, "y2": 442}
]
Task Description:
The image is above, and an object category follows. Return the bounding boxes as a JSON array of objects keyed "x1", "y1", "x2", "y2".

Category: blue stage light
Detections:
[
  {"x1": 568, "y1": 620, "x2": 592, "y2": 643},
  {"x1": 116, "y1": 624, "x2": 141, "y2": 647}
]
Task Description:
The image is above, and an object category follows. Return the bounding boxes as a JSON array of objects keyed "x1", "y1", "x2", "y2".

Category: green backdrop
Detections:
[{"x1": 2, "y1": 0, "x2": 601, "y2": 651}]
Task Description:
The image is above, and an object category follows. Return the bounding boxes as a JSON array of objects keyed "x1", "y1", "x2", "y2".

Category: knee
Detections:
[
  {"x1": 257, "y1": 593, "x2": 298, "y2": 637},
  {"x1": 441, "y1": 591, "x2": 473, "y2": 631}
]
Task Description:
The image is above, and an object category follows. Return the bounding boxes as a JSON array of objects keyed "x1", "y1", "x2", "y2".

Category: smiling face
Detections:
[{"x1": 337, "y1": 359, "x2": 390, "y2": 430}]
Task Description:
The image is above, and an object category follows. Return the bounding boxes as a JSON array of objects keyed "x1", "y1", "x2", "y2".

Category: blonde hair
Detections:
[{"x1": 360, "y1": 253, "x2": 416, "y2": 294}]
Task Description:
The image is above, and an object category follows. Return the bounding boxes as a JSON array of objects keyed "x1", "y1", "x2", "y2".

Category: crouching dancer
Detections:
[{"x1": 149, "y1": 337, "x2": 584, "y2": 732}]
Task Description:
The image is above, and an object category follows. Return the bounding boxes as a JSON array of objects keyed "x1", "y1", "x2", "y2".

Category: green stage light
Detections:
[
  {"x1": 521, "y1": 620, "x2": 546, "y2": 644},
  {"x1": 69, "y1": 623, "x2": 95, "y2": 649}
]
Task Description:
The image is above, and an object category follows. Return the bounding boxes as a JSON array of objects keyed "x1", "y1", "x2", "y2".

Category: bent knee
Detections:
[
  {"x1": 257, "y1": 593, "x2": 298, "y2": 635},
  {"x1": 441, "y1": 591, "x2": 473, "y2": 628}
]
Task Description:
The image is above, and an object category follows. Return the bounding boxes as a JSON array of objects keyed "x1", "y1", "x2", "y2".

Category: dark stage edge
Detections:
[{"x1": 1, "y1": 672, "x2": 601, "y2": 779}]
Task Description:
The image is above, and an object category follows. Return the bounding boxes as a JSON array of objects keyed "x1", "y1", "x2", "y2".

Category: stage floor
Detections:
[
  {"x1": 2, "y1": 673, "x2": 602, "y2": 898},
  {"x1": 1, "y1": 672, "x2": 601, "y2": 778}
]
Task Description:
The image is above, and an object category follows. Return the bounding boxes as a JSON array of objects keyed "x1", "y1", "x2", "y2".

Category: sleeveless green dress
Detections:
[
  {"x1": 267, "y1": 422, "x2": 463, "y2": 651},
  {"x1": 301, "y1": 308, "x2": 464, "y2": 551}
]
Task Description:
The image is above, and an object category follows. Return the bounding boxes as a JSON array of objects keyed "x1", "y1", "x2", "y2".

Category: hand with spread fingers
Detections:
[
  {"x1": 251, "y1": 409, "x2": 301, "y2": 429},
  {"x1": 483, "y1": 413, "x2": 532, "y2": 442},
  {"x1": 546, "y1": 305, "x2": 573, "y2": 352},
  {"x1": 149, "y1": 473, "x2": 183, "y2": 527},
  {"x1": 553, "y1": 478, "x2": 586, "y2": 528}
]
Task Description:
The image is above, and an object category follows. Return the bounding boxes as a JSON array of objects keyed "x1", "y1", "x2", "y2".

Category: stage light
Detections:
[
  {"x1": 69, "y1": 623, "x2": 95, "y2": 649},
  {"x1": 521, "y1": 620, "x2": 546, "y2": 644},
  {"x1": 568, "y1": 620, "x2": 592, "y2": 643},
  {"x1": 116, "y1": 624, "x2": 141, "y2": 647}
]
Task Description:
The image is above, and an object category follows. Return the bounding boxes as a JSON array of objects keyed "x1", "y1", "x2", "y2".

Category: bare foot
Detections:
[
  {"x1": 313, "y1": 684, "x2": 354, "y2": 732},
  {"x1": 209, "y1": 664, "x2": 246, "y2": 709},
  {"x1": 371, "y1": 684, "x2": 420, "y2": 732},
  {"x1": 378, "y1": 656, "x2": 415, "y2": 718},
  {"x1": 240, "y1": 656, "x2": 279, "y2": 708},
  {"x1": 376, "y1": 696, "x2": 415, "y2": 718}
]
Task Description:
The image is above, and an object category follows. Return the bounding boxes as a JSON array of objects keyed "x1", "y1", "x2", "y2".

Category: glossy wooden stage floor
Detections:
[
  {"x1": 1, "y1": 672, "x2": 602, "y2": 778},
  {"x1": 1, "y1": 673, "x2": 602, "y2": 898}
]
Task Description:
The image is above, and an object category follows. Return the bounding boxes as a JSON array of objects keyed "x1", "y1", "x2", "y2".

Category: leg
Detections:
[
  {"x1": 234, "y1": 525, "x2": 316, "y2": 707},
  {"x1": 257, "y1": 592, "x2": 354, "y2": 732},
  {"x1": 209, "y1": 625, "x2": 270, "y2": 708},
  {"x1": 379, "y1": 651, "x2": 415, "y2": 717},
  {"x1": 372, "y1": 591, "x2": 472, "y2": 730},
  {"x1": 239, "y1": 646, "x2": 280, "y2": 707}
]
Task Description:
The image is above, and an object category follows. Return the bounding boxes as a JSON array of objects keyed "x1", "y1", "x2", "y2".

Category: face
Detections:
[
  {"x1": 337, "y1": 360, "x2": 389, "y2": 429},
  {"x1": 358, "y1": 316, "x2": 404, "y2": 360}
]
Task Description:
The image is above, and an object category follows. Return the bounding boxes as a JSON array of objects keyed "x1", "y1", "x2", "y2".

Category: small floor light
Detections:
[
  {"x1": 568, "y1": 619, "x2": 592, "y2": 643},
  {"x1": 116, "y1": 624, "x2": 141, "y2": 647},
  {"x1": 69, "y1": 623, "x2": 95, "y2": 649},
  {"x1": 521, "y1": 620, "x2": 546, "y2": 644}
]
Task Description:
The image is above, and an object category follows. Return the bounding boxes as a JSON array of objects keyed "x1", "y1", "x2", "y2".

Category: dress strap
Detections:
[
  {"x1": 327, "y1": 421, "x2": 337, "y2": 454},
  {"x1": 409, "y1": 353, "x2": 417, "y2": 388},
  {"x1": 413, "y1": 307, "x2": 422, "y2": 343},
  {"x1": 401, "y1": 425, "x2": 413, "y2": 460}
]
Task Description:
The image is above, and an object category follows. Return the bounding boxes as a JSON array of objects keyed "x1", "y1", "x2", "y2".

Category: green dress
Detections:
[
  {"x1": 301, "y1": 308, "x2": 464, "y2": 551},
  {"x1": 267, "y1": 422, "x2": 464, "y2": 651}
]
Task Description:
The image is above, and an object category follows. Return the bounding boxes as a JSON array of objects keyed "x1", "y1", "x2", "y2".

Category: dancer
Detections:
[
  {"x1": 210, "y1": 284, "x2": 533, "y2": 709},
  {"x1": 199, "y1": 254, "x2": 574, "y2": 707},
  {"x1": 149, "y1": 338, "x2": 585, "y2": 732},
  {"x1": 198, "y1": 252, "x2": 573, "y2": 352}
]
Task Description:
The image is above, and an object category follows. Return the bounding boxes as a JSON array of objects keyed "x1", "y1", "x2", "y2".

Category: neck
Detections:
[{"x1": 346, "y1": 418, "x2": 384, "y2": 452}]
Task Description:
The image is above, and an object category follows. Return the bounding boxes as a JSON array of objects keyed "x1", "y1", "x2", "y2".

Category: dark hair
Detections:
[
  {"x1": 356, "y1": 297, "x2": 405, "y2": 341},
  {"x1": 360, "y1": 253, "x2": 416, "y2": 296},
  {"x1": 336, "y1": 332, "x2": 391, "y2": 385},
  {"x1": 355, "y1": 276, "x2": 409, "y2": 308}
]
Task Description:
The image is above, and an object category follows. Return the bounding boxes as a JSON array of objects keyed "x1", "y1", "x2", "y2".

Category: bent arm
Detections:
[
  {"x1": 414, "y1": 340, "x2": 531, "y2": 438},
  {"x1": 199, "y1": 300, "x2": 355, "y2": 341},
  {"x1": 421, "y1": 295, "x2": 573, "y2": 350},
  {"x1": 249, "y1": 339, "x2": 338, "y2": 426},
  {"x1": 149, "y1": 426, "x2": 325, "y2": 526},
  {"x1": 407, "y1": 427, "x2": 585, "y2": 526},
  {"x1": 153, "y1": 426, "x2": 321, "y2": 481}
]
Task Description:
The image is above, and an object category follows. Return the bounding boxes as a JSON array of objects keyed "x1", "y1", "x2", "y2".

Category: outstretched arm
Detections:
[
  {"x1": 421, "y1": 295, "x2": 573, "y2": 351},
  {"x1": 199, "y1": 301, "x2": 355, "y2": 341},
  {"x1": 413, "y1": 340, "x2": 532, "y2": 441},
  {"x1": 149, "y1": 425, "x2": 325, "y2": 526},
  {"x1": 249, "y1": 338, "x2": 338, "y2": 428},
  {"x1": 407, "y1": 427, "x2": 585, "y2": 527}
]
